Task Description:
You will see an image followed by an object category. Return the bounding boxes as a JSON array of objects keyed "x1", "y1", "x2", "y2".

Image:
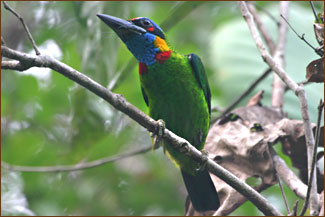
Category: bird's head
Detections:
[{"x1": 97, "y1": 14, "x2": 171, "y2": 66}]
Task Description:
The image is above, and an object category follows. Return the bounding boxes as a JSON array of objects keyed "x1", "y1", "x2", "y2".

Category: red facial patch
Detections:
[
  {"x1": 147, "y1": 27, "x2": 154, "y2": 32},
  {"x1": 130, "y1": 17, "x2": 141, "y2": 21},
  {"x1": 155, "y1": 50, "x2": 172, "y2": 64},
  {"x1": 139, "y1": 62, "x2": 148, "y2": 75}
]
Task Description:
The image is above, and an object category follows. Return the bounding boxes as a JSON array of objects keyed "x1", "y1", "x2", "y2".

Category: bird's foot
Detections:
[
  {"x1": 198, "y1": 149, "x2": 209, "y2": 171},
  {"x1": 150, "y1": 119, "x2": 165, "y2": 151}
]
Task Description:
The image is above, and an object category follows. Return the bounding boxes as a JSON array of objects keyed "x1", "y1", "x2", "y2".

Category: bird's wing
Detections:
[{"x1": 188, "y1": 53, "x2": 211, "y2": 115}]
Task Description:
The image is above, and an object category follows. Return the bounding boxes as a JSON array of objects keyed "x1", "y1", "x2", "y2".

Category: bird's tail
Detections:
[{"x1": 181, "y1": 169, "x2": 220, "y2": 211}]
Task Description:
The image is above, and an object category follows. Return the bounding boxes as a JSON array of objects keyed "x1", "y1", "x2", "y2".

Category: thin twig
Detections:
[
  {"x1": 247, "y1": 2, "x2": 276, "y2": 53},
  {"x1": 289, "y1": 200, "x2": 299, "y2": 216},
  {"x1": 2, "y1": 145, "x2": 153, "y2": 172},
  {"x1": 239, "y1": 2, "x2": 318, "y2": 214},
  {"x1": 276, "y1": 174, "x2": 291, "y2": 214},
  {"x1": 2, "y1": 60, "x2": 31, "y2": 71},
  {"x1": 309, "y1": 1, "x2": 320, "y2": 23},
  {"x1": 297, "y1": 80, "x2": 310, "y2": 86},
  {"x1": 271, "y1": 1, "x2": 289, "y2": 108},
  {"x1": 254, "y1": 3, "x2": 280, "y2": 26},
  {"x1": 285, "y1": 80, "x2": 310, "y2": 92},
  {"x1": 206, "y1": 158, "x2": 283, "y2": 215},
  {"x1": 2, "y1": 1, "x2": 40, "y2": 55},
  {"x1": 214, "y1": 183, "x2": 272, "y2": 216},
  {"x1": 299, "y1": 99, "x2": 324, "y2": 216},
  {"x1": 269, "y1": 146, "x2": 307, "y2": 200},
  {"x1": 212, "y1": 68, "x2": 272, "y2": 124},
  {"x1": 1, "y1": 45, "x2": 283, "y2": 216},
  {"x1": 280, "y1": 14, "x2": 323, "y2": 57}
]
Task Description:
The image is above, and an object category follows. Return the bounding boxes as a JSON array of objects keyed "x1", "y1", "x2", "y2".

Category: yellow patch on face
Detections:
[{"x1": 154, "y1": 36, "x2": 170, "y2": 52}]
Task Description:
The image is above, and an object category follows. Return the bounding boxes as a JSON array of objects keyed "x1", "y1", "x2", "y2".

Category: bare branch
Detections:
[
  {"x1": 2, "y1": 1, "x2": 40, "y2": 55},
  {"x1": 309, "y1": 1, "x2": 320, "y2": 24},
  {"x1": 280, "y1": 14, "x2": 323, "y2": 57},
  {"x1": 238, "y1": 1, "x2": 318, "y2": 214},
  {"x1": 269, "y1": 146, "x2": 307, "y2": 200},
  {"x1": 290, "y1": 200, "x2": 299, "y2": 216},
  {"x1": 1, "y1": 45, "x2": 157, "y2": 132},
  {"x1": 1, "y1": 45, "x2": 283, "y2": 216},
  {"x1": 299, "y1": 99, "x2": 324, "y2": 216},
  {"x1": 276, "y1": 174, "x2": 291, "y2": 214},
  {"x1": 285, "y1": 80, "x2": 310, "y2": 92},
  {"x1": 214, "y1": 183, "x2": 272, "y2": 216},
  {"x1": 271, "y1": 1, "x2": 289, "y2": 108},
  {"x1": 247, "y1": 2, "x2": 276, "y2": 53},
  {"x1": 1, "y1": 145, "x2": 153, "y2": 172},
  {"x1": 254, "y1": 3, "x2": 280, "y2": 26},
  {"x1": 206, "y1": 157, "x2": 283, "y2": 215},
  {"x1": 2, "y1": 60, "x2": 32, "y2": 71},
  {"x1": 248, "y1": 2, "x2": 289, "y2": 108}
]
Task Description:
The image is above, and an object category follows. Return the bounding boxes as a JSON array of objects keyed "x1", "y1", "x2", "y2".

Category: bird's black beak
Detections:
[{"x1": 97, "y1": 14, "x2": 146, "y2": 41}]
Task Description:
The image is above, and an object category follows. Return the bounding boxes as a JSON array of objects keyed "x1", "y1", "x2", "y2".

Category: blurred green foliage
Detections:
[{"x1": 1, "y1": 1, "x2": 323, "y2": 215}]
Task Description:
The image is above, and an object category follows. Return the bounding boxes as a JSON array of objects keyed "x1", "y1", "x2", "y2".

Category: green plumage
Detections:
[
  {"x1": 97, "y1": 13, "x2": 219, "y2": 211},
  {"x1": 140, "y1": 52, "x2": 210, "y2": 174},
  {"x1": 141, "y1": 51, "x2": 219, "y2": 211}
]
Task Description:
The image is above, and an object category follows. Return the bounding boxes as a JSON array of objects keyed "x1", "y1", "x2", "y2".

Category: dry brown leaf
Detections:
[
  {"x1": 185, "y1": 103, "x2": 324, "y2": 215},
  {"x1": 314, "y1": 23, "x2": 324, "y2": 46},
  {"x1": 185, "y1": 105, "x2": 284, "y2": 215},
  {"x1": 247, "y1": 90, "x2": 264, "y2": 106},
  {"x1": 281, "y1": 119, "x2": 324, "y2": 193},
  {"x1": 306, "y1": 57, "x2": 324, "y2": 83}
]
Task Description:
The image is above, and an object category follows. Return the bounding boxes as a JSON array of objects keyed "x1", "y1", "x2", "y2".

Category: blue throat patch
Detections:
[{"x1": 125, "y1": 33, "x2": 159, "y2": 65}]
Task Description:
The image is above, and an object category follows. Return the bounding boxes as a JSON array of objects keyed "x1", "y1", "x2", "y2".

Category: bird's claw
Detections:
[
  {"x1": 198, "y1": 149, "x2": 209, "y2": 171},
  {"x1": 150, "y1": 119, "x2": 165, "y2": 151}
]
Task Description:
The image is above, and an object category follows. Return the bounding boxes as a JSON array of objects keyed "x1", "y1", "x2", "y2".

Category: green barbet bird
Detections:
[{"x1": 97, "y1": 13, "x2": 220, "y2": 211}]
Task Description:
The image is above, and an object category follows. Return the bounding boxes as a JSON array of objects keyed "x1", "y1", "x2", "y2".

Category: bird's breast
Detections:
[{"x1": 140, "y1": 54, "x2": 209, "y2": 147}]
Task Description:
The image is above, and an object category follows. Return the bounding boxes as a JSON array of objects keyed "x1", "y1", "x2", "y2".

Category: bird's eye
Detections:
[{"x1": 142, "y1": 19, "x2": 151, "y2": 26}]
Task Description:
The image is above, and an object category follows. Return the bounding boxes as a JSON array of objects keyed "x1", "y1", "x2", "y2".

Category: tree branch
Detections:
[
  {"x1": 248, "y1": 2, "x2": 289, "y2": 108},
  {"x1": 271, "y1": 1, "x2": 289, "y2": 108},
  {"x1": 239, "y1": 1, "x2": 318, "y2": 214},
  {"x1": 1, "y1": 60, "x2": 32, "y2": 71},
  {"x1": 206, "y1": 157, "x2": 283, "y2": 215},
  {"x1": 290, "y1": 200, "x2": 299, "y2": 216},
  {"x1": 3, "y1": 1, "x2": 40, "y2": 55},
  {"x1": 299, "y1": 99, "x2": 324, "y2": 216},
  {"x1": 276, "y1": 173, "x2": 291, "y2": 214},
  {"x1": 280, "y1": 14, "x2": 323, "y2": 57},
  {"x1": 214, "y1": 183, "x2": 272, "y2": 216},
  {"x1": 1, "y1": 45, "x2": 157, "y2": 132},
  {"x1": 1, "y1": 145, "x2": 153, "y2": 172},
  {"x1": 1, "y1": 45, "x2": 282, "y2": 216},
  {"x1": 247, "y1": 2, "x2": 276, "y2": 53},
  {"x1": 269, "y1": 146, "x2": 307, "y2": 200},
  {"x1": 309, "y1": 1, "x2": 321, "y2": 26},
  {"x1": 254, "y1": 3, "x2": 280, "y2": 26}
]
